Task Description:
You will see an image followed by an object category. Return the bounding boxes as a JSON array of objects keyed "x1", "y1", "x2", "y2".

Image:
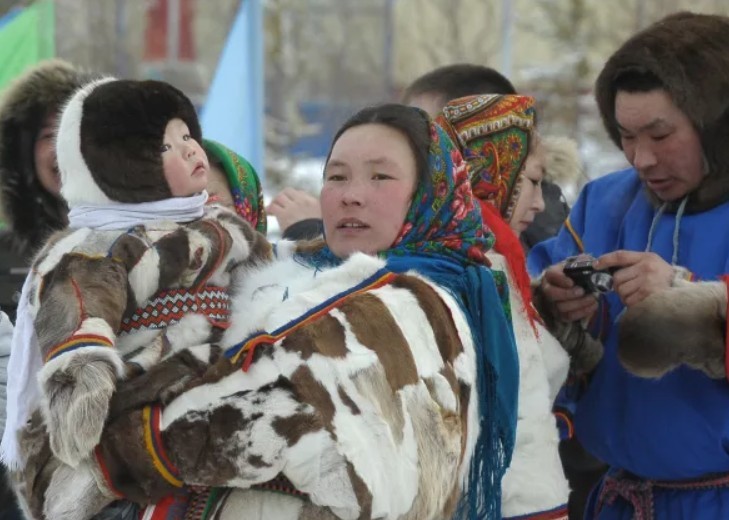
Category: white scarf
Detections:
[
  {"x1": 1, "y1": 191, "x2": 209, "y2": 469},
  {"x1": 68, "y1": 191, "x2": 208, "y2": 230},
  {"x1": 1, "y1": 275, "x2": 42, "y2": 469}
]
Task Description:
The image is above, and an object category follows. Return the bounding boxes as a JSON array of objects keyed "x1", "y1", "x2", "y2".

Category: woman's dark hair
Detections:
[{"x1": 326, "y1": 103, "x2": 432, "y2": 185}]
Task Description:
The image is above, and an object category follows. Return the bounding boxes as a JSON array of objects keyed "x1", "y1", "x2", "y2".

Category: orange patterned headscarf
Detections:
[
  {"x1": 436, "y1": 94, "x2": 536, "y2": 221},
  {"x1": 436, "y1": 94, "x2": 540, "y2": 332}
]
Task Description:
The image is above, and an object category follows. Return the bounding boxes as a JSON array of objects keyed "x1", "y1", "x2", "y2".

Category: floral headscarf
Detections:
[
  {"x1": 437, "y1": 95, "x2": 541, "y2": 330},
  {"x1": 437, "y1": 94, "x2": 536, "y2": 221},
  {"x1": 384, "y1": 121, "x2": 494, "y2": 264},
  {"x1": 203, "y1": 139, "x2": 267, "y2": 234}
]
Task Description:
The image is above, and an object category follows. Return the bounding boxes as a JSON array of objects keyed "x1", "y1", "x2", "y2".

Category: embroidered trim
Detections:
[
  {"x1": 563, "y1": 218, "x2": 585, "y2": 253},
  {"x1": 45, "y1": 334, "x2": 113, "y2": 363},
  {"x1": 143, "y1": 405, "x2": 183, "y2": 488},
  {"x1": 120, "y1": 286, "x2": 230, "y2": 334},
  {"x1": 224, "y1": 268, "x2": 397, "y2": 370},
  {"x1": 252, "y1": 474, "x2": 308, "y2": 498},
  {"x1": 505, "y1": 503, "x2": 569, "y2": 519},
  {"x1": 93, "y1": 446, "x2": 124, "y2": 499}
]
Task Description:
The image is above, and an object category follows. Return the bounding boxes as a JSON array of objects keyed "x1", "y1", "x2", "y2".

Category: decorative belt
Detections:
[
  {"x1": 251, "y1": 474, "x2": 309, "y2": 499},
  {"x1": 120, "y1": 286, "x2": 230, "y2": 335},
  {"x1": 506, "y1": 504, "x2": 568, "y2": 519},
  {"x1": 140, "y1": 478, "x2": 308, "y2": 520},
  {"x1": 596, "y1": 469, "x2": 729, "y2": 520}
]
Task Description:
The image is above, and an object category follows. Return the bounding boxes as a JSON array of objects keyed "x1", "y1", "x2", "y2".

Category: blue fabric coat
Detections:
[{"x1": 528, "y1": 168, "x2": 729, "y2": 519}]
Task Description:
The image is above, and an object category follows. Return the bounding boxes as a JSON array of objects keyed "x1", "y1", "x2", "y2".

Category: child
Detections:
[{"x1": 1, "y1": 78, "x2": 270, "y2": 519}]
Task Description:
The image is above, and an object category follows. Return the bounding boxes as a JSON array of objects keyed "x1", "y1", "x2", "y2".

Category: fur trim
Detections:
[
  {"x1": 0, "y1": 60, "x2": 92, "y2": 257},
  {"x1": 58, "y1": 78, "x2": 202, "y2": 206},
  {"x1": 542, "y1": 136, "x2": 583, "y2": 186},
  {"x1": 44, "y1": 460, "x2": 113, "y2": 520},
  {"x1": 618, "y1": 281, "x2": 727, "y2": 379},
  {"x1": 57, "y1": 78, "x2": 116, "y2": 207},
  {"x1": 595, "y1": 12, "x2": 729, "y2": 213}
]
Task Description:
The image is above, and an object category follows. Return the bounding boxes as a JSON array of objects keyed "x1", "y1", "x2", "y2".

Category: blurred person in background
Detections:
[
  {"x1": 0, "y1": 60, "x2": 92, "y2": 321},
  {"x1": 0, "y1": 59, "x2": 91, "y2": 520}
]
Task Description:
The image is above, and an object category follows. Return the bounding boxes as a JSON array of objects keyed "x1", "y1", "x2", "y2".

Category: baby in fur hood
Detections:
[{"x1": 1, "y1": 77, "x2": 271, "y2": 520}]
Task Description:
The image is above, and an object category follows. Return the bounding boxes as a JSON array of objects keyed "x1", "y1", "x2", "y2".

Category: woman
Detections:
[
  {"x1": 0, "y1": 58, "x2": 93, "y2": 520},
  {"x1": 43, "y1": 104, "x2": 518, "y2": 520},
  {"x1": 438, "y1": 94, "x2": 571, "y2": 520}
]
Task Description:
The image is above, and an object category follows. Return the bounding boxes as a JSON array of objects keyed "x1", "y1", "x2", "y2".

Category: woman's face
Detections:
[
  {"x1": 321, "y1": 123, "x2": 418, "y2": 258},
  {"x1": 34, "y1": 112, "x2": 61, "y2": 195},
  {"x1": 508, "y1": 142, "x2": 546, "y2": 236}
]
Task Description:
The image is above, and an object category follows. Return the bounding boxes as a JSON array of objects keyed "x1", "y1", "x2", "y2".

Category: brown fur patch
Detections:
[
  {"x1": 392, "y1": 275, "x2": 463, "y2": 365},
  {"x1": 344, "y1": 461, "x2": 373, "y2": 520},
  {"x1": 163, "y1": 404, "x2": 246, "y2": 490},
  {"x1": 151, "y1": 228, "x2": 191, "y2": 288},
  {"x1": 109, "y1": 347, "x2": 213, "y2": 418},
  {"x1": 218, "y1": 212, "x2": 273, "y2": 266},
  {"x1": 338, "y1": 385, "x2": 361, "y2": 415},
  {"x1": 273, "y1": 366, "x2": 333, "y2": 445},
  {"x1": 339, "y1": 293, "x2": 419, "y2": 392},
  {"x1": 36, "y1": 253, "x2": 128, "y2": 353},
  {"x1": 100, "y1": 409, "x2": 191, "y2": 503},
  {"x1": 281, "y1": 315, "x2": 348, "y2": 360},
  {"x1": 293, "y1": 238, "x2": 327, "y2": 256}
]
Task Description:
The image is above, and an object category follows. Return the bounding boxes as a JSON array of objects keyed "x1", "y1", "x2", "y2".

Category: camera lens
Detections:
[{"x1": 590, "y1": 272, "x2": 613, "y2": 293}]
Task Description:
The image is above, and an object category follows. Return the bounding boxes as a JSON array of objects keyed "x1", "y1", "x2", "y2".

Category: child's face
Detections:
[{"x1": 162, "y1": 118, "x2": 209, "y2": 197}]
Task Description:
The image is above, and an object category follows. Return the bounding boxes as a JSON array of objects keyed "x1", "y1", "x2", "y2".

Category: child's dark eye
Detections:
[
  {"x1": 160, "y1": 143, "x2": 171, "y2": 152},
  {"x1": 182, "y1": 134, "x2": 191, "y2": 141}
]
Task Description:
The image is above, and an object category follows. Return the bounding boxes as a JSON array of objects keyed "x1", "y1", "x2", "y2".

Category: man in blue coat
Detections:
[{"x1": 528, "y1": 11, "x2": 729, "y2": 519}]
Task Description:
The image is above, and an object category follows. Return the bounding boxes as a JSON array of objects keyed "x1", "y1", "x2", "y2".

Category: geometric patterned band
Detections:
[{"x1": 120, "y1": 286, "x2": 230, "y2": 335}]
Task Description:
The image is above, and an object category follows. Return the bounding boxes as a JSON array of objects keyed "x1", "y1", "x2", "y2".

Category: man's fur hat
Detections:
[
  {"x1": 595, "y1": 11, "x2": 729, "y2": 212},
  {"x1": 0, "y1": 60, "x2": 91, "y2": 256},
  {"x1": 57, "y1": 78, "x2": 202, "y2": 206}
]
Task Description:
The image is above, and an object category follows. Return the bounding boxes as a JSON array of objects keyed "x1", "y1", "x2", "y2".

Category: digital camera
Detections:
[{"x1": 562, "y1": 255, "x2": 616, "y2": 294}]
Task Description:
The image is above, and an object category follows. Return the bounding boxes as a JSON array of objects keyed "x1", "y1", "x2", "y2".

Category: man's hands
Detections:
[
  {"x1": 595, "y1": 250, "x2": 673, "y2": 307},
  {"x1": 540, "y1": 263, "x2": 598, "y2": 322},
  {"x1": 266, "y1": 188, "x2": 321, "y2": 233}
]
